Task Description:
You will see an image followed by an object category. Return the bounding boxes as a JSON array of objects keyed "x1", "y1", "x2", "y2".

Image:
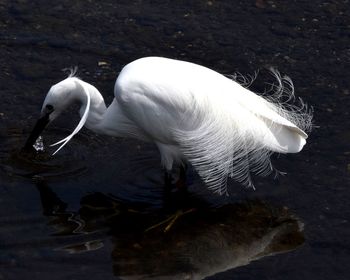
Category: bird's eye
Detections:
[{"x1": 46, "y1": 104, "x2": 54, "y2": 112}]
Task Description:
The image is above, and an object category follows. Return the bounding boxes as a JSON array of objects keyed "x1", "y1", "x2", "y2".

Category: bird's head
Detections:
[
  {"x1": 23, "y1": 77, "x2": 91, "y2": 154},
  {"x1": 41, "y1": 78, "x2": 79, "y2": 122}
]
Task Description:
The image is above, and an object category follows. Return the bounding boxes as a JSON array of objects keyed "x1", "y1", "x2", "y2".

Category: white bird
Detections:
[{"x1": 24, "y1": 57, "x2": 312, "y2": 194}]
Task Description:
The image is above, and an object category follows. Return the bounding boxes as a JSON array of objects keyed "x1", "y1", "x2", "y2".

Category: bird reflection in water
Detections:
[{"x1": 35, "y1": 179, "x2": 304, "y2": 280}]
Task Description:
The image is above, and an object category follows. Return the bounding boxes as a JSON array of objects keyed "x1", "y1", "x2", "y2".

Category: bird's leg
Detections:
[
  {"x1": 175, "y1": 164, "x2": 187, "y2": 190},
  {"x1": 147, "y1": 165, "x2": 193, "y2": 233},
  {"x1": 147, "y1": 171, "x2": 195, "y2": 233},
  {"x1": 163, "y1": 169, "x2": 175, "y2": 212},
  {"x1": 164, "y1": 170, "x2": 172, "y2": 187},
  {"x1": 164, "y1": 170, "x2": 173, "y2": 193}
]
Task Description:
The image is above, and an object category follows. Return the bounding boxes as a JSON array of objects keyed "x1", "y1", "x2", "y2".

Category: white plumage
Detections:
[{"x1": 39, "y1": 57, "x2": 312, "y2": 194}]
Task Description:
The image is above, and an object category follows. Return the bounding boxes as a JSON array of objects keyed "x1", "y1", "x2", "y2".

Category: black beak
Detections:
[{"x1": 23, "y1": 106, "x2": 53, "y2": 151}]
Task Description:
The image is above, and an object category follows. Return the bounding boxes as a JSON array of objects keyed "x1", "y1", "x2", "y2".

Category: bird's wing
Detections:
[
  {"x1": 233, "y1": 87, "x2": 309, "y2": 138},
  {"x1": 171, "y1": 83, "x2": 311, "y2": 193},
  {"x1": 114, "y1": 57, "x2": 312, "y2": 193}
]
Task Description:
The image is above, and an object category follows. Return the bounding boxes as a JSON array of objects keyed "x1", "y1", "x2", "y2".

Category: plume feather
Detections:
[
  {"x1": 173, "y1": 69, "x2": 312, "y2": 194},
  {"x1": 50, "y1": 80, "x2": 91, "y2": 155}
]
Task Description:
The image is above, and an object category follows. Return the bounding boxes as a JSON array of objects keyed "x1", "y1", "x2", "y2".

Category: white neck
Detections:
[
  {"x1": 76, "y1": 80, "x2": 107, "y2": 130},
  {"x1": 75, "y1": 79, "x2": 143, "y2": 139},
  {"x1": 51, "y1": 77, "x2": 140, "y2": 155}
]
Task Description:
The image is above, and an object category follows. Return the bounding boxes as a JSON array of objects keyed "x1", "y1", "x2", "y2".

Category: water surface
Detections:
[{"x1": 0, "y1": 0, "x2": 349, "y2": 279}]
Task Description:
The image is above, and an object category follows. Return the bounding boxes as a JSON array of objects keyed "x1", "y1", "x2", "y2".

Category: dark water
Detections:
[{"x1": 0, "y1": 0, "x2": 349, "y2": 279}]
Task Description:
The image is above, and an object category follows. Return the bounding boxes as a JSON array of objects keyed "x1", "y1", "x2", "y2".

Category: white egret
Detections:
[{"x1": 24, "y1": 57, "x2": 312, "y2": 194}]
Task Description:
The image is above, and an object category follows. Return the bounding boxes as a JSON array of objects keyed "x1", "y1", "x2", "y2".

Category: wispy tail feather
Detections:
[{"x1": 174, "y1": 69, "x2": 312, "y2": 194}]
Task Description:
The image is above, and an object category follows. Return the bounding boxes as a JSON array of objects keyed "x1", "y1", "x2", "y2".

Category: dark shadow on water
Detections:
[
  {"x1": 0, "y1": 89, "x2": 312, "y2": 279},
  {"x1": 34, "y1": 179, "x2": 304, "y2": 280},
  {"x1": 0, "y1": 131, "x2": 305, "y2": 279}
]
